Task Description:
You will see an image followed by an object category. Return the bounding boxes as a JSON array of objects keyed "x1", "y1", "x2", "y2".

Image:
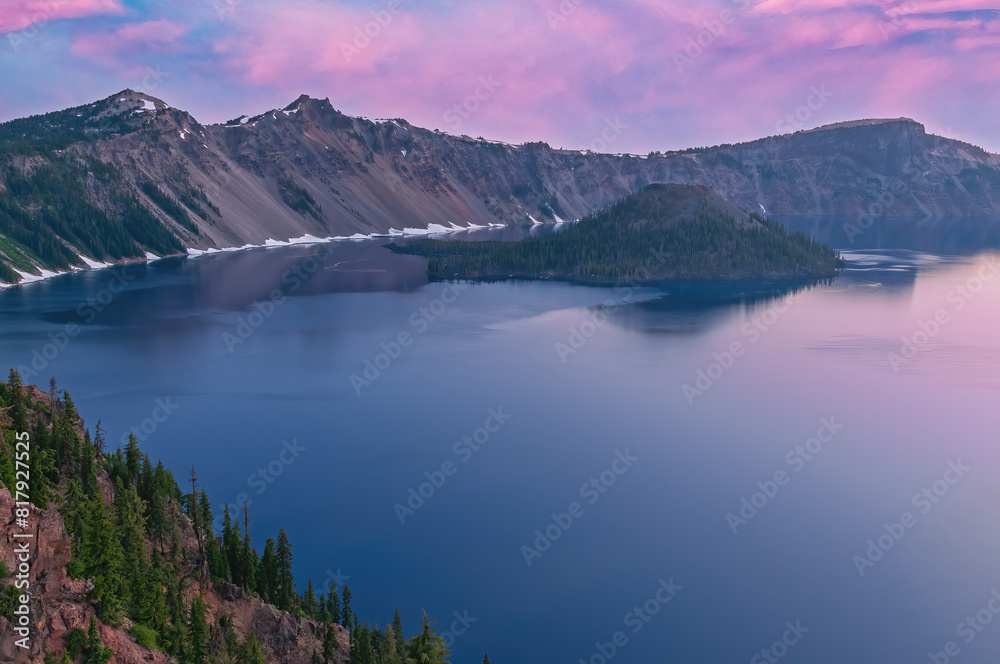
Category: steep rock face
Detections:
[
  {"x1": 1, "y1": 90, "x2": 999, "y2": 283},
  {"x1": 0, "y1": 485, "x2": 343, "y2": 663}
]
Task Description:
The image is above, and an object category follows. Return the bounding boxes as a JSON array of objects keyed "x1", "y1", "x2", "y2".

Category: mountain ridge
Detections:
[{"x1": 1, "y1": 89, "x2": 999, "y2": 284}]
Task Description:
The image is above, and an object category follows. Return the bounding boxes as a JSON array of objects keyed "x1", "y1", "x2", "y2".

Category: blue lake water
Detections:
[{"x1": 2, "y1": 232, "x2": 1000, "y2": 664}]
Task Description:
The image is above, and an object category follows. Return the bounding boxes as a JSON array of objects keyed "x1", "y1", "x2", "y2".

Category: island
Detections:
[{"x1": 391, "y1": 184, "x2": 844, "y2": 283}]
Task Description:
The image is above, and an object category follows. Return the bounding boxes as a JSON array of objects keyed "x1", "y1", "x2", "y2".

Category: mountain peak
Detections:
[{"x1": 805, "y1": 117, "x2": 924, "y2": 134}]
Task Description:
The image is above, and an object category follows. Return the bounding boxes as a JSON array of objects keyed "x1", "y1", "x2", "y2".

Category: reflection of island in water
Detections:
[
  {"x1": 594, "y1": 277, "x2": 828, "y2": 337},
  {"x1": 599, "y1": 248, "x2": 948, "y2": 336}
]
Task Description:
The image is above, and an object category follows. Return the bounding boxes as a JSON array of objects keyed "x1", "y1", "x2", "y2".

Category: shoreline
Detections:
[{"x1": 0, "y1": 221, "x2": 505, "y2": 290}]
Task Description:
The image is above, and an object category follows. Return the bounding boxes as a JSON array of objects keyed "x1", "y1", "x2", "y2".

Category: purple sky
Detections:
[{"x1": 1, "y1": 0, "x2": 998, "y2": 153}]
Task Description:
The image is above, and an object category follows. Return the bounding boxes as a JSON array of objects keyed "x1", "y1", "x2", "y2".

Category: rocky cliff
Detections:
[
  {"x1": 0, "y1": 385, "x2": 347, "y2": 664},
  {"x1": 1, "y1": 90, "x2": 998, "y2": 283}
]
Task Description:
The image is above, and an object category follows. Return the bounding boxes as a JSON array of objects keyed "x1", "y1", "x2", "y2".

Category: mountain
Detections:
[
  {"x1": 0, "y1": 89, "x2": 998, "y2": 283},
  {"x1": 393, "y1": 184, "x2": 844, "y2": 282}
]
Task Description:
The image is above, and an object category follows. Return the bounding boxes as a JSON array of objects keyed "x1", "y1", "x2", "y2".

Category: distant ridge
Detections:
[{"x1": 0, "y1": 90, "x2": 999, "y2": 283}]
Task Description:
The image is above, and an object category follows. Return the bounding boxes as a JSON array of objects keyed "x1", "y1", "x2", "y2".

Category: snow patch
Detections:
[
  {"x1": 528, "y1": 215, "x2": 542, "y2": 225},
  {"x1": 146, "y1": 252, "x2": 161, "y2": 261},
  {"x1": 77, "y1": 254, "x2": 113, "y2": 269},
  {"x1": 181, "y1": 222, "x2": 510, "y2": 260},
  {"x1": 142, "y1": 99, "x2": 156, "y2": 112},
  {"x1": 401, "y1": 149, "x2": 407, "y2": 156},
  {"x1": 13, "y1": 267, "x2": 66, "y2": 284}
]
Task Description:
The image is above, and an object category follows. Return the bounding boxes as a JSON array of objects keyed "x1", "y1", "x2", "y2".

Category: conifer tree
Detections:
[
  {"x1": 382, "y1": 625, "x2": 403, "y2": 664},
  {"x1": 258, "y1": 537, "x2": 278, "y2": 604},
  {"x1": 188, "y1": 595, "x2": 210, "y2": 664},
  {"x1": 326, "y1": 587, "x2": 341, "y2": 625},
  {"x1": 341, "y1": 585, "x2": 352, "y2": 628},
  {"x1": 276, "y1": 528, "x2": 295, "y2": 611},
  {"x1": 84, "y1": 616, "x2": 113, "y2": 664},
  {"x1": 93, "y1": 419, "x2": 106, "y2": 457},
  {"x1": 392, "y1": 610, "x2": 405, "y2": 656},
  {"x1": 125, "y1": 432, "x2": 142, "y2": 482},
  {"x1": 304, "y1": 579, "x2": 318, "y2": 617},
  {"x1": 403, "y1": 614, "x2": 449, "y2": 664},
  {"x1": 243, "y1": 633, "x2": 267, "y2": 664},
  {"x1": 84, "y1": 493, "x2": 123, "y2": 621}
]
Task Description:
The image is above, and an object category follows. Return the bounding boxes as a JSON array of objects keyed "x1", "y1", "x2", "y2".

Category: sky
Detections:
[{"x1": 0, "y1": 0, "x2": 998, "y2": 154}]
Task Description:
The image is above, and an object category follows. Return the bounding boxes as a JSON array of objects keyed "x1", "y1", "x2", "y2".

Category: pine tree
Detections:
[
  {"x1": 382, "y1": 625, "x2": 404, "y2": 664},
  {"x1": 304, "y1": 579, "x2": 318, "y2": 617},
  {"x1": 93, "y1": 419, "x2": 106, "y2": 457},
  {"x1": 326, "y1": 587, "x2": 341, "y2": 625},
  {"x1": 125, "y1": 432, "x2": 141, "y2": 482},
  {"x1": 403, "y1": 614, "x2": 449, "y2": 664},
  {"x1": 276, "y1": 528, "x2": 294, "y2": 611},
  {"x1": 84, "y1": 616, "x2": 113, "y2": 664},
  {"x1": 341, "y1": 585, "x2": 352, "y2": 629},
  {"x1": 323, "y1": 620, "x2": 338, "y2": 663},
  {"x1": 392, "y1": 610, "x2": 405, "y2": 656},
  {"x1": 243, "y1": 633, "x2": 267, "y2": 664},
  {"x1": 115, "y1": 479, "x2": 149, "y2": 612},
  {"x1": 188, "y1": 595, "x2": 209, "y2": 664},
  {"x1": 258, "y1": 537, "x2": 278, "y2": 604},
  {"x1": 84, "y1": 493, "x2": 123, "y2": 621},
  {"x1": 7, "y1": 369, "x2": 28, "y2": 434}
]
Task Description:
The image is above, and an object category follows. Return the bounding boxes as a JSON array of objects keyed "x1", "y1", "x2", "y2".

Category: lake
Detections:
[{"x1": 2, "y1": 226, "x2": 1000, "y2": 664}]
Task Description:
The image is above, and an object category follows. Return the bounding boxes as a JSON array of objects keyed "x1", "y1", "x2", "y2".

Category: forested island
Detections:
[
  {"x1": 392, "y1": 184, "x2": 844, "y2": 283},
  {"x1": 0, "y1": 372, "x2": 469, "y2": 664}
]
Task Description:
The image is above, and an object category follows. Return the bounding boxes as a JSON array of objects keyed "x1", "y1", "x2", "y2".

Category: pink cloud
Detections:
[
  {"x1": 71, "y1": 19, "x2": 189, "y2": 68},
  {"x1": 0, "y1": 0, "x2": 123, "y2": 34},
  {"x1": 18, "y1": 0, "x2": 998, "y2": 153}
]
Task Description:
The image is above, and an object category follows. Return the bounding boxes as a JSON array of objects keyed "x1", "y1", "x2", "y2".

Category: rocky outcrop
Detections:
[
  {"x1": 0, "y1": 483, "x2": 344, "y2": 664},
  {"x1": 0, "y1": 387, "x2": 347, "y2": 664}
]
